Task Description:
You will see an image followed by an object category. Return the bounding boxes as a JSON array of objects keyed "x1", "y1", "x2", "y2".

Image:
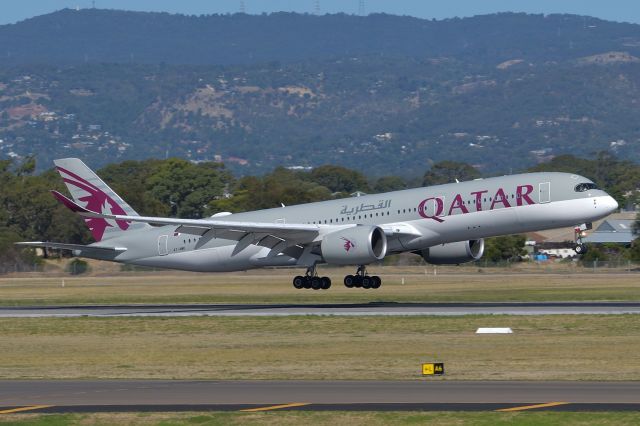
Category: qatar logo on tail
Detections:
[
  {"x1": 56, "y1": 166, "x2": 129, "y2": 241},
  {"x1": 341, "y1": 237, "x2": 355, "y2": 252}
]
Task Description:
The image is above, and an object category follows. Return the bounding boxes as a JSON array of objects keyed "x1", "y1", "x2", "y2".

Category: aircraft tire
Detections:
[
  {"x1": 311, "y1": 277, "x2": 322, "y2": 290},
  {"x1": 321, "y1": 277, "x2": 332, "y2": 290},
  {"x1": 303, "y1": 277, "x2": 312, "y2": 289},
  {"x1": 344, "y1": 275, "x2": 355, "y2": 288},
  {"x1": 354, "y1": 275, "x2": 363, "y2": 288},
  {"x1": 293, "y1": 275, "x2": 305, "y2": 289},
  {"x1": 575, "y1": 244, "x2": 587, "y2": 255},
  {"x1": 371, "y1": 276, "x2": 381, "y2": 289},
  {"x1": 362, "y1": 276, "x2": 372, "y2": 289}
]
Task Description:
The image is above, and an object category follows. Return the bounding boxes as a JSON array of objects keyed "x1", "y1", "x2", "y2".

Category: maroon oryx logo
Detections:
[
  {"x1": 341, "y1": 237, "x2": 355, "y2": 252},
  {"x1": 56, "y1": 166, "x2": 130, "y2": 241}
]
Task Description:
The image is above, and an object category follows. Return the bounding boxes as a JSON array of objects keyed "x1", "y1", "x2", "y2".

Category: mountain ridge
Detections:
[{"x1": 2, "y1": 9, "x2": 640, "y2": 65}]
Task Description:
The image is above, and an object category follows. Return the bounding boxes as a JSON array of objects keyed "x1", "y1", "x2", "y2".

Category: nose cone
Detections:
[{"x1": 603, "y1": 195, "x2": 619, "y2": 214}]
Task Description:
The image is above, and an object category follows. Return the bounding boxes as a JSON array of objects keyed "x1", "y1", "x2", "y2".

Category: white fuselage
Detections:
[{"x1": 95, "y1": 172, "x2": 617, "y2": 272}]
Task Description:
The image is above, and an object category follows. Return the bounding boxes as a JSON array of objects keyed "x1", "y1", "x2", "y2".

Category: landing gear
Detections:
[
  {"x1": 292, "y1": 265, "x2": 381, "y2": 290},
  {"x1": 574, "y1": 224, "x2": 590, "y2": 255},
  {"x1": 344, "y1": 265, "x2": 382, "y2": 290},
  {"x1": 292, "y1": 264, "x2": 331, "y2": 290}
]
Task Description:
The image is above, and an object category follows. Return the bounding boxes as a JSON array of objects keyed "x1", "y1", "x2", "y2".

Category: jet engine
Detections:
[
  {"x1": 321, "y1": 226, "x2": 387, "y2": 265},
  {"x1": 420, "y1": 239, "x2": 484, "y2": 265}
]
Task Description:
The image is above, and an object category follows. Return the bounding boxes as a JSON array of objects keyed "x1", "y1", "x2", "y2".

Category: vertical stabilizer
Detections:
[{"x1": 53, "y1": 158, "x2": 148, "y2": 241}]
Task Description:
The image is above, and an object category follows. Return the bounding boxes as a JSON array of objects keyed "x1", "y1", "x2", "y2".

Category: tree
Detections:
[
  {"x1": 143, "y1": 158, "x2": 233, "y2": 218},
  {"x1": 208, "y1": 167, "x2": 333, "y2": 214},
  {"x1": 0, "y1": 227, "x2": 42, "y2": 271},
  {"x1": 309, "y1": 165, "x2": 370, "y2": 194},
  {"x1": 628, "y1": 239, "x2": 640, "y2": 262},
  {"x1": 373, "y1": 176, "x2": 407, "y2": 193},
  {"x1": 482, "y1": 235, "x2": 526, "y2": 262},
  {"x1": 422, "y1": 161, "x2": 481, "y2": 187}
]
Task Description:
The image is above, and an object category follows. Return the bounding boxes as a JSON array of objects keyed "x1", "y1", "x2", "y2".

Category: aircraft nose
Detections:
[{"x1": 603, "y1": 195, "x2": 618, "y2": 214}]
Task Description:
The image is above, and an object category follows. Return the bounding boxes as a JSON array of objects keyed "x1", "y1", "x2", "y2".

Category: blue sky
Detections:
[{"x1": 2, "y1": 0, "x2": 639, "y2": 25}]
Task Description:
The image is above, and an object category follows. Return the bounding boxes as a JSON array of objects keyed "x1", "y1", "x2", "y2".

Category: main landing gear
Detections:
[
  {"x1": 292, "y1": 264, "x2": 331, "y2": 290},
  {"x1": 343, "y1": 265, "x2": 382, "y2": 290},
  {"x1": 292, "y1": 265, "x2": 383, "y2": 290}
]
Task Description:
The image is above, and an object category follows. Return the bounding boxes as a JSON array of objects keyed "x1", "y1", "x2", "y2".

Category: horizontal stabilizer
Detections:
[
  {"x1": 15, "y1": 241, "x2": 127, "y2": 253},
  {"x1": 51, "y1": 190, "x2": 92, "y2": 213}
]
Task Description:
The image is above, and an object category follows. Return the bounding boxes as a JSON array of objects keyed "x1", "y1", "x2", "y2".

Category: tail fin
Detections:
[{"x1": 54, "y1": 158, "x2": 148, "y2": 241}]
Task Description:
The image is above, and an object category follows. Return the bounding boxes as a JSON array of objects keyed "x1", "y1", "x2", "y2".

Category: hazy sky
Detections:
[{"x1": 2, "y1": 0, "x2": 639, "y2": 26}]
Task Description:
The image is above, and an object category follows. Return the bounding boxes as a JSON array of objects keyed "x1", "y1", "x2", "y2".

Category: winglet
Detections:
[{"x1": 51, "y1": 190, "x2": 92, "y2": 214}]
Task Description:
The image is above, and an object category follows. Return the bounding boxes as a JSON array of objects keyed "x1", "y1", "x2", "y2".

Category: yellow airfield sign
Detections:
[{"x1": 422, "y1": 362, "x2": 444, "y2": 376}]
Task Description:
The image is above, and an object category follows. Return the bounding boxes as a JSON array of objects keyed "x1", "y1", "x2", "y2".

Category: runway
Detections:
[
  {"x1": 2, "y1": 301, "x2": 640, "y2": 317},
  {"x1": 1, "y1": 380, "x2": 639, "y2": 413}
]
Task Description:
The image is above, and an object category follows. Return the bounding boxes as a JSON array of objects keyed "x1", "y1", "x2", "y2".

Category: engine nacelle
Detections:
[
  {"x1": 420, "y1": 239, "x2": 484, "y2": 265},
  {"x1": 321, "y1": 226, "x2": 387, "y2": 265}
]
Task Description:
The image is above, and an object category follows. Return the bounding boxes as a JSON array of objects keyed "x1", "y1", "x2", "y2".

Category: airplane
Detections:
[{"x1": 18, "y1": 158, "x2": 618, "y2": 290}]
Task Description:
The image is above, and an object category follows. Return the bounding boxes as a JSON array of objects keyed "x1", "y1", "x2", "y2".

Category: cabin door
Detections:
[
  {"x1": 539, "y1": 182, "x2": 551, "y2": 204},
  {"x1": 158, "y1": 235, "x2": 168, "y2": 256}
]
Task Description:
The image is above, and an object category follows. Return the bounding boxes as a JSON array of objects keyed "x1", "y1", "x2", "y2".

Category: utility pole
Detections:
[{"x1": 358, "y1": 0, "x2": 365, "y2": 16}]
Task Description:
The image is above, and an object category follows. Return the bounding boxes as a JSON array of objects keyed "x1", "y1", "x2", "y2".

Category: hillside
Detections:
[{"x1": 1, "y1": 10, "x2": 640, "y2": 175}]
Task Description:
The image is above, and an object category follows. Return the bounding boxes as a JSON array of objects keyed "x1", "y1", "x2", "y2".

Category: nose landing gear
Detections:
[
  {"x1": 574, "y1": 223, "x2": 592, "y2": 255},
  {"x1": 292, "y1": 264, "x2": 331, "y2": 290},
  {"x1": 344, "y1": 265, "x2": 382, "y2": 290}
]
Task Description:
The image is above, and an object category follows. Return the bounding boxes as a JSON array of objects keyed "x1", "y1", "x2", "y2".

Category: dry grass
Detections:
[
  {"x1": 1, "y1": 315, "x2": 639, "y2": 381},
  {"x1": 2, "y1": 411, "x2": 640, "y2": 426},
  {"x1": 0, "y1": 264, "x2": 639, "y2": 306}
]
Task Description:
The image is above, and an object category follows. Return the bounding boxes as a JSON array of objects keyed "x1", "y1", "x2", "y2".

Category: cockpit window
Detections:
[{"x1": 575, "y1": 183, "x2": 598, "y2": 192}]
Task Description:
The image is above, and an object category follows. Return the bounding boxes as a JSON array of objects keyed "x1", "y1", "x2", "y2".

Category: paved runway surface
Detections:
[
  {"x1": 1, "y1": 381, "x2": 640, "y2": 413},
  {"x1": 2, "y1": 302, "x2": 640, "y2": 317}
]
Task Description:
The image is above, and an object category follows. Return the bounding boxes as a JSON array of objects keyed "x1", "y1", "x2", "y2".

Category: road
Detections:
[
  {"x1": 2, "y1": 302, "x2": 640, "y2": 317},
  {"x1": 1, "y1": 380, "x2": 639, "y2": 413}
]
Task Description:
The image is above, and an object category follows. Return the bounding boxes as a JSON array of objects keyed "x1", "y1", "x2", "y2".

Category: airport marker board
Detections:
[{"x1": 422, "y1": 363, "x2": 444, "y2": 376}]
